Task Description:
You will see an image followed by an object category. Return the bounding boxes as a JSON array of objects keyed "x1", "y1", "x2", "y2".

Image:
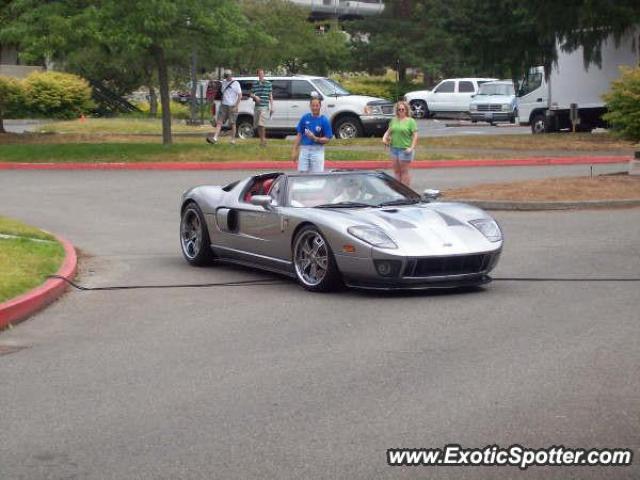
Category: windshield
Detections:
[
  {"x1": 518, "y1": 71, "x2": 543, "y2": 97},
  {"x1": 312, "y1": 78, "x2": 351, "y2": 97},
  {"x1": 286, "y1": 173, "x2": 421, "y2": 208},
  {"x1": 477, "y1": 83, "x2": 515, "y2": 96}
]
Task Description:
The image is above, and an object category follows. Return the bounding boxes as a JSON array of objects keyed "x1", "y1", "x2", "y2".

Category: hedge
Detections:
[
  {"x1": 603, "y1": 66, "x2": 640, "y2": 141},
  {"x1": 22, "y1": 71, "x2": 95, "y2": 120}
]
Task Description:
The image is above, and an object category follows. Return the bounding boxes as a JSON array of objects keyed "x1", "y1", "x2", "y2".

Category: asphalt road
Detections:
[{"x1": 0, "y1": 166, "x2": 638, "y2": 480}]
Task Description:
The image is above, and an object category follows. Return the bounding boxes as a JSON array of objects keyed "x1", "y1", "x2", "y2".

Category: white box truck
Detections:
[{"x1": 517, "y1": 29, "x2": 639, "y2": 134}]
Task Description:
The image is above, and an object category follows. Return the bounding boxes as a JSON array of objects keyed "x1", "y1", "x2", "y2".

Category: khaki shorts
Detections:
[
  {"x1": 217, "y1": 104, "x2": 238, "y2": 125},
  {"x1": 254, "y1": 107, "x2": 269, "y2": 128}
]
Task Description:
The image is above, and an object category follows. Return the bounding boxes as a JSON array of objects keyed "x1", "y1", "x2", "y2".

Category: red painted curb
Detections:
[
  {"x1": 0, "y1": 155, "x2": 630, "y2": 171},
  {"x1": 0, "y1": 233, "x2": 77, "y2": 331}
]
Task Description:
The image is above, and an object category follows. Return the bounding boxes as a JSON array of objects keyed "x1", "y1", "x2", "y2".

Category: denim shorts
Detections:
[
  {"x1": 390, "y1": 147, "x2": 414, "y2": 162},
  {"x1": 298, "y1": 146, "x2": 325, "y2": 172}
]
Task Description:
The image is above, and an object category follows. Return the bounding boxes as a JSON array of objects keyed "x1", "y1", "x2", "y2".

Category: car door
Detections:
[
  {"x1": 456, "y1": 80, "x2": 476, "y2": 112},
  {"x1": 269, "y1": 79, "x2": 292, "y2": 129},
  {"x1": 232, "y1": 177, "x2": 290, "y2": 262},
  {"x1": 429, "y1": 80, "x2": 455, "y2": 112},
  {"x1": 289, "y1": 79, "x2": 316, "y2": 124}
]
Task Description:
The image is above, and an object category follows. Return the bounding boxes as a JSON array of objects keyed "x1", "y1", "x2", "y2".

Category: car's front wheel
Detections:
[
  {"x1": 293, "y1": 226, "x2": 342, "y2": 292},
  {"x1": 531, "y1": 113, "x2": 548, "y2": 134},
  {"x1": 180, "y1": 202, "x2": 215, "y2": 266},
  {"x1": 410, "y1": 100, "x2": 428, "y2": 119},
  {"x1": 334, "y1": 116, "x2": 363, "y2": 139}
]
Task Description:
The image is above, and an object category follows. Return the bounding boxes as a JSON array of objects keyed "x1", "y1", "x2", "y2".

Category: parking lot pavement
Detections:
[
  {"x1": 0, "y1": 169, "x2": 638, "y2": 480},
  {"x1": 417, "y1": 118, "x2": 531, "y2": 137}
]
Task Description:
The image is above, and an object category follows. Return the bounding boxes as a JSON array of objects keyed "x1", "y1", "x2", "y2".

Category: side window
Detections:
[
  {"x1": 272, "y1": 80, "x2": 291, "y2": 100},
  {"x1": 239, "y1": 80, "x2": 253, "y2": 99},
  {"x1": 458, "y1": 81, "x2": 474, "y2": 93},
  {"x1": 291, "y1": 80, "x2": 315, "y2": 100},
  {"x1": 269, "y1": 176, "x2": 284, "y2": 204},
  {"x1": 434, "y1": 81, "x2": 454, "y2": 93}
]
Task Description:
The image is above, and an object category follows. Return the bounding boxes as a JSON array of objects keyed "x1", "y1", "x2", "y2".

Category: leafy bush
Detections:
[
  {"x1": 0, "y1": 76, "x2": 25, "y2": 129},
  {"x1": 131, "y1": 100, "x2": 191, "y2": 120},
  {"x1": 332, "y1": 74, "x2": 422, "y2": 101},
  {"x1": 603, "y1": 66, "x2": 640, "y2": 141},
  {"x1": 23, "y1": 71, "x2": 95, "y2": 119}
]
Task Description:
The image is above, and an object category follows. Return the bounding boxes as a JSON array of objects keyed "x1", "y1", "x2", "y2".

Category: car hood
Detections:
[
  {"x1": 341, "y1": 95, "x2": 394, "y2": 105},
  {"x1": 315, "y1": 203, "x2": 501, "y2": 256}
]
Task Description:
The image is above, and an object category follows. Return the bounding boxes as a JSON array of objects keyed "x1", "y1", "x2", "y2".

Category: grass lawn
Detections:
[
  {"x1": 0, "y1": 140, "x2": 471, "y2": 163},
  {"x1": 444, "y1": 174, "x2": 640, "y2": 201},
  {"x1": 33, "y1": 118, "x2": 636, "y2": 152},
  {"x1": 0, "y1": 217, "x2": 65, "y2": 303}
]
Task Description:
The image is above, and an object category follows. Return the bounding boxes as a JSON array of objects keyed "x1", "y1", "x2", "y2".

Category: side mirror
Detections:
[
  {"x1": 422, "y1": 189, "x2": 441, "y2": 202},
  {"x1": 250, "y1": 195, "x2": 274, "y2": 210}
]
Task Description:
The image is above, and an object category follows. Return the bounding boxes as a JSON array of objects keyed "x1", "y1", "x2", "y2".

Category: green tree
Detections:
[
  {"x1": 1, "y1": 0, "x2": 247, "y2": 144},
  {"x1": 603, "y1": 66, "x2": 640, "y2": 141}
]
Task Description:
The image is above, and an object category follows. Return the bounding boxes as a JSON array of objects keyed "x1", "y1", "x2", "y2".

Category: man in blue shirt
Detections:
[{"x1": 291, "y1": 97, "x2": 333, "y2": 172}]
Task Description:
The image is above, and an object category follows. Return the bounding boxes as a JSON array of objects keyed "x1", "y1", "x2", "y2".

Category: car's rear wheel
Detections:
[
  {"x1": 334, "y1": 116, "x2": 363, "y2": 139},
  {"x1": 236, "y1": 116, "x2": 255, "y2": 139},
  {"x1": 293, "y1": 226, "x2": 342, "y2": 292},
  {"x1": 180, "y1": 202, "x2": 215, "y2": 266},
  {"x1": 410, "y1": 100, "x2": 428, "y2": 119}
]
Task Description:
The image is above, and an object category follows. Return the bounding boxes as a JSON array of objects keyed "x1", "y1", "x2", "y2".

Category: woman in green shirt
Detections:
[{"x1": 382, "y1": 100, "x2": 418, "y2": 186}]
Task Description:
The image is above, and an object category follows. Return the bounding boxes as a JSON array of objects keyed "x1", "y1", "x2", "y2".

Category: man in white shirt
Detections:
[{"x1": 208, "y1": 70, "x2": 242, "y2": 145}]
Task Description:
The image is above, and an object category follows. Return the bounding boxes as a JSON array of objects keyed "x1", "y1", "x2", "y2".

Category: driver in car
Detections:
[{"x1": 332, "y1": 177, "x2": 373, "y2": 204}]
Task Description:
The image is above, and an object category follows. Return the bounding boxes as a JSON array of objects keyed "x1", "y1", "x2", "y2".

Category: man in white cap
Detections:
[{"x1": 208, "y1": 69, "x2": 242, "y2": 144}]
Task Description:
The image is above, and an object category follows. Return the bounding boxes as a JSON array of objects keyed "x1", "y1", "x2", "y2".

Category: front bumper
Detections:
[
  {"x1": 470, "y1": 111, "x2": 513, "y2": 122},
  {"x1": 361, "y1": 116, "x2": 392, "y2": 136},
  {"x1": 335, "y1": 249, "x2": 501, "y2": 290}
]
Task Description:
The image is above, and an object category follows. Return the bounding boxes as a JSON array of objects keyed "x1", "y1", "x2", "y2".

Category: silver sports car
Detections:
[{"x1": 180, "y1": 171, "x2": 502, "y2": 291}]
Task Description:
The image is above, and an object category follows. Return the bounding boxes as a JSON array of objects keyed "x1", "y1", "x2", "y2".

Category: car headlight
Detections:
[
  {"x1": 469, "y1": 219, "x2": 502, "y2": 242},
  {"x1": 347, "y1": 226, "x2": 398, "y2": 249},
  {"x1": 469, "y1": 104, "x2": 478, "y2": 111},
  {"x1": 501, "y1": 104, "x2": 511, "y2": 111},
  {"x1": 364, "y1": 105, "x2": 383, "y2": 115}
]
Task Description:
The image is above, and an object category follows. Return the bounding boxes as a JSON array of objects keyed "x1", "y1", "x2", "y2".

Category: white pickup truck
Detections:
[{"x1": 404, "y1": 78, "x2": 496, "y2": 119}]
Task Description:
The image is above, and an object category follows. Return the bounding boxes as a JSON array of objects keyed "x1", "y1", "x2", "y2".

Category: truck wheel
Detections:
[
  {"x1": 334, "y1": 116, "x2": 363, "y2": 139},
  {"x1": 236, "y1": 116, "x2": 255, "y2": 139},
  {"x1": 410, "y1": 100, "x2": 428, "y2": 119},
  {"x1": 531, "y1": 113, "x2": 548, "y2": 134}
]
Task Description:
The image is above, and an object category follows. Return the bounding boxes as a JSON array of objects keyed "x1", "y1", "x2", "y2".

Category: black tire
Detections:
[
  {"x1": 180, "y1": 202, "x2": 215, "y2": 266},
  {"x1": 510, "y1": 109, "x2": 518, "y2": 124},
  {"x1": 531, "y1": 113, "x2": 548, "y2": 134},
  {"x1": 292, "y1": 226, "x2": 343, "y2": 292},
  {"x1": 236, "y1": 116, "x2": 255, "y2": 139},
  {"x1": 334, "y1": 116, "x2": 364, "y2": 139},
  {"x1": 409, "y1": 100, "x2": 428, "y2": 119}
]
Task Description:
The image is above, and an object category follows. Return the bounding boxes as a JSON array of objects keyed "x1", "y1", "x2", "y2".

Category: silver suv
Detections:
[{"x1": 212, "y1": 75, "x2": 395, "y2": 139}]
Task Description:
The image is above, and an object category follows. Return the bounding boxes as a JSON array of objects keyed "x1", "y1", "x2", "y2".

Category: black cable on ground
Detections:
[
  {"x1": 48, "y1": 274, "x2": 640, "y2": 292},
  {"x1": 48, "y1": 275, "x2": 286, "y2": 291}
]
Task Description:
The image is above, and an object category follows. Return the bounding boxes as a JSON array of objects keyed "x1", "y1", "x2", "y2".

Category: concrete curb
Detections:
[
  {"x1": 452, "y1": 199, "x2": 640, "y2": 211},
  {"x1": 0, "y1": 233, "x2": 77, "y2": 331},
  {"x1": 0, "y1": 155, "x2": 629, "y2": 171}
]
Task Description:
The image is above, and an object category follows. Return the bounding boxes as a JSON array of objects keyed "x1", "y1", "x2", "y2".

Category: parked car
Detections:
[
  {"x1": 179, "y1": 171, "x2": 503, "y2": 292},
  {"x1": 469, "y1": 80, "x2": 517, "y2": 124},
  {"x1": 211, "y1": 75, "x2": 395, "y2": 139},
  {"x1": 404, "y1": 78, "x2": 497, "y2": 119}
]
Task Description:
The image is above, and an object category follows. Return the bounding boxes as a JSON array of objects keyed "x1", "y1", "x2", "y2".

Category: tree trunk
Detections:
[
  {"x1": 152, "y1": 45, "x2": 172, "y2": 145},
  {"x1": 148, "y1": 86, "x2": 158, "y2": 117}
]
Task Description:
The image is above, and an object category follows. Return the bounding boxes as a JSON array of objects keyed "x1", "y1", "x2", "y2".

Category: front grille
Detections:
[
  {"x1": 381, "y1": 105, "x2": 394, "y2": 115},
  {"x1": 403, "y1": 253, "x2": 497, "y2": 277},
  {"x1": 477, "y1": 104, "x2": 502, "y2": 112}
]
